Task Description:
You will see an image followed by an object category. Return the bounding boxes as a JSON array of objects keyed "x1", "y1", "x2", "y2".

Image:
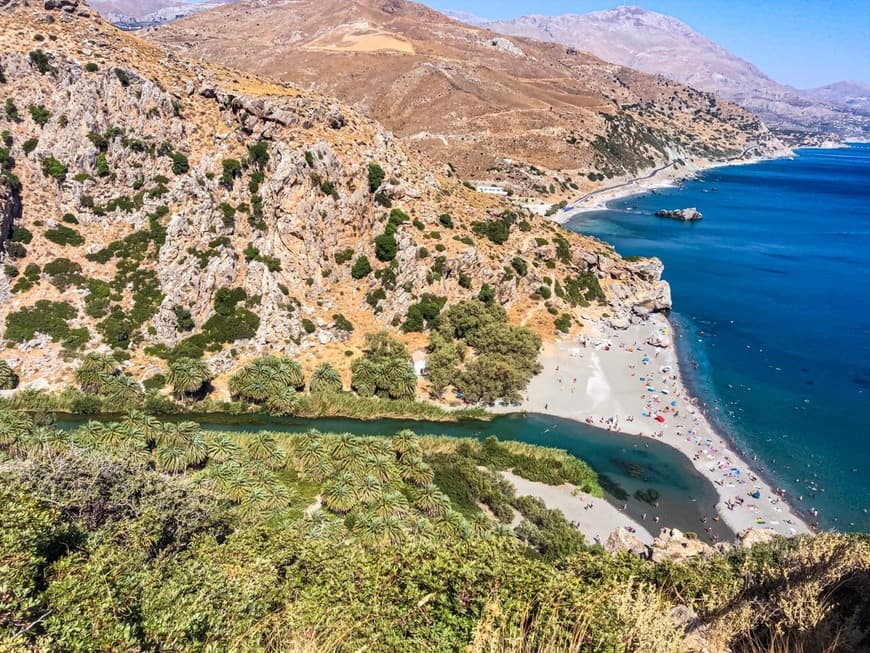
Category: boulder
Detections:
[
  {"x1": 650, "y1": 528, "x2": 715, "y2": 563},
  {"x1": 655, "y1": 207, "x2": 702, "y2": 221},
  {"x1": 737, "y1": 527, "x2": 781, "y2": 548},
  {"x1": 605, "y1": 527, "x2": 648, "y2": 557}
]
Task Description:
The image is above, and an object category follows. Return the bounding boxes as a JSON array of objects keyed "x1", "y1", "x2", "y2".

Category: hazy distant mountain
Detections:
[
  {"x1": 470, "y1": 5, "x2": 869, "y2": 139},
  {"x1": 803, "y1": 82, "x2": 870, "y2": 114},
  {"x1": 90, "y1": 0, "x2": 235, "y2": 29}
]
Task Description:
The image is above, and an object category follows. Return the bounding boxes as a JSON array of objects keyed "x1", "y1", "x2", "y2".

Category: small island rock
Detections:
[{"x1": 655, "y1": 207, "x2": 703, "y2": 221}]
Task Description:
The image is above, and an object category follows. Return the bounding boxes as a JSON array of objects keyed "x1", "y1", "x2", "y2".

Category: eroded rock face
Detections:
[
  {"x1": 737, "y1": 527, "x2": 781, "y2": 548},
  {"x1": 0, "y1": 3, "x2": 678, "y2": 389},
  {"x1": 605, "y1": 527, "x2": 649, "y2": 556},
  {"x1": 649, "y1": 528, "x2": 715, "y2": 562}
]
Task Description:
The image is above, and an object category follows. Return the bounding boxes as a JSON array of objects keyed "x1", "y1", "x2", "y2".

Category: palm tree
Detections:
[
  {"x1": 214, "y1": 463, "x2": 252, "y2": 503},
  {"x1": 330, "y1": 433, "x2": 358, "y2": 460},
  {"x1": 354, "y1": 475, "x2": 383, "y2": 504},
  {"x1": 409, "y1": 517, "x2": 434, "y2": 542},
  {"x1": 207, "y1": 434, "x2": 242, "y2": 463},
  {"x1": 156, "y1": 443, "x2": 188, "y2": 473},
  {"x1": 270, "y1": 356, "x2": 304, "y2": 390},
  {"x1": 0, "y1": 360, "x2": 18, "y2": 390},
  {"x1": 388, "y1": 363, "x2": 418, "y2": 401},
  {"x1": 350, "y1": 358, "x2": 378, "y2": 397},
  {"x1": 295, "y1": 430, "x2": 326, "y2": 467},
  {"x1": 370, "y1": 490, "x2": 409, "y2": 518},
  {"x1": 434, "y1": 510, "x2": 468, "y2": 540},
  {"x1": 309, "y1": 362, "x2": 342, "y2": 394},
  {"x1": 0, "y1": 409, "x2": 33, "y2": 446},
  {"x1": 382, "y1": 515, "x2": 405, "y2": 545},
  {"x1": 353, "y1": 511, "x2": 386, "y2": 545},
  {"x1": 469, "y1": 513, "x2": 493, "y2": 538},
  {"x1": 123, "y1": 411, "x2": 162, "y2": 447},
  {"x1": 101, "y1": 375, "x2": 144, "y2": 411},
  {"x1": 247, "y1": 434, "x2": 287, "y2": 470},
  {"x1": 398, "y1": 456, "x2": 434, "y2": 487},
  {"x1": 412, "y1": 484, "x2": 451, "y2": 518},
  {"x1": 265, "y1": 386, "x2": 300, "y2": 416},
  {"x1": 391, "y1": 429, "x2": 422, "y2": 460},
  {"x1": 322, "y1": 472, "x2": 357, "y2": 514},
  {"x1": 167, "y1": 357, "x2": 211, "y2": 402},
  {"x1": 260, "y1": 481, "x2": 296, "y2": 510},
  {"x1": 183, "y1": 429, "x2": 208, "y2": 467},
  {"x1": 75, "y1": 353, "x2": 117, "y2": 393},
  {"x1": 365, "y1": 454, "x2": 397, "y2": 485}
]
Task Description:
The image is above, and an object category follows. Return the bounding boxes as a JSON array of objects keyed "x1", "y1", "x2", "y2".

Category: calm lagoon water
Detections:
[
  {"x1": 566, "y1": 144, "x2": 870, "y2": 531},
  {"x1": 58, "y1": 412, "x2": 732, "y2": 540}
]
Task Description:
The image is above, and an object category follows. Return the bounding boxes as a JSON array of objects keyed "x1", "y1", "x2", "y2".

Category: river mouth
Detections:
[{"x1": 57, "y1": 410, "x2": 733, "y2": 541}]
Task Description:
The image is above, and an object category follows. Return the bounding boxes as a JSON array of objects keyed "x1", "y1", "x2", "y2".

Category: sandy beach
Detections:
[
  {"x1": 495, "y1": 313, "x2": 811, "y2": 541},
  {"x1": 501, "y1": 470, "x2": 654, "y2": 545}
]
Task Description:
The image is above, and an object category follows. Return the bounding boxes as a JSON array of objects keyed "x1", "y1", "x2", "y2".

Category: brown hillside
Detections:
[
  {"x1": 148, "y1": 0, "x2": 785, "y2": 199},
  {"x1": 0, "y1": 0, "x2": 667, "y2": 393}
]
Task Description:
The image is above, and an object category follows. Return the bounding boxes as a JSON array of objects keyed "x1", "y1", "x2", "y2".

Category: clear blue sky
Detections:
[{"x1": 428, "y1": 1, "x2": 870, "y2": 88}]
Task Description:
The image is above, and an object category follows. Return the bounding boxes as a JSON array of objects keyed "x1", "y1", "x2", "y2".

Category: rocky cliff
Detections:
[{"x1": 0, "y1": 0, "x2": 669, "y2": 389}]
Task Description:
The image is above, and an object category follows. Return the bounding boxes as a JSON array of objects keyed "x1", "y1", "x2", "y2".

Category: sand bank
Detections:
[
  {"x1": 500, "y1": 470, "x2": 653, "y2": 545},
  {"x1": 494, "y1": 314, "x2": 811, "y2": 541}
]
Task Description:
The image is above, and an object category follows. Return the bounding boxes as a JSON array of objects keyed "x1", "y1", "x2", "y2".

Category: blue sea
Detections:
[{"x1": 566, "y1": 145, "x2": 870, "y2": 532}]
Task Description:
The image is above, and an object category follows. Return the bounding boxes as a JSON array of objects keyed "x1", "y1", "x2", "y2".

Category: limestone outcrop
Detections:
[
  {"x1": 649, "y1": 528, "x2": 715, "y2": 562},
  {"x1": 655, "y1": 207, "x2": 703, "y2": 221}
]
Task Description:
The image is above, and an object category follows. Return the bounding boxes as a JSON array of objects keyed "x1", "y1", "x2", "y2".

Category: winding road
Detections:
[{"x1": 562, "y1": 145, "x2": 762, "y2": 213}]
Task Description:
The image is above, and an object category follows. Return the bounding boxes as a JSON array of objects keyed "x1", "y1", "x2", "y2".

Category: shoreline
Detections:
[
  {"x1": 551, "y1": 149, "x2": 794, "y2": 222},
  {"x1": 493, "y1": 313, "x2": 812, "y2": 541}
]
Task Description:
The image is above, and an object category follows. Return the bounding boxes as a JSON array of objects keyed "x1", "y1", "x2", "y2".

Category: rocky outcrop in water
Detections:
[{"x1": 655, "y1": 207, "x2": 702, "y2": 221}]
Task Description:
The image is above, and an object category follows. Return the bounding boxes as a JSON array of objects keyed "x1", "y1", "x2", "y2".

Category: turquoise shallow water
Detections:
[{"x1": 566, "y1": 145, "x2": 870, "y2": 531}]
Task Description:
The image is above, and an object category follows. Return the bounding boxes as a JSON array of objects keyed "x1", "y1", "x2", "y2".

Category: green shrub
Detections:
[
  {"x1": 319, "y1": 180, "x2": 338, "y2": 199},
  {"x1": 510, "y1": 257, "x2": 528, "y2": 277},
  {"x1": 351, "y1": 255, "x2": 372, "y2": 279},
  {"x1": 217, "y1": 202, "x2": 235, "y2": 229},
  {"x1": 402, "y1": 294, "x2": 447, "y2": 332},
  {"x1": 438, "y1": 213, "x2": 454, "y2": 228},
  {"x1": 29, "y1": 49, "x2": 50, "y2": 74},
  {"x1": 333, "y1": 314, "x2": 354, "y2": 332},
  {"x1": 95, "y1": 152, "x2": 109, "y2": 177},
  {"x1": 10, "y1": 226, "x2": 33, "y2": 244},
  {"x1": 247, "y1": 140, "x2": 269, "y2": 168},
  {"x1": 367, "y1": 162, "x2": 385, "y2": 193},
  {"x1": 114, "y1": 68, "x2": 131, "y2": 87},
  {"x1": 28, "y1": 104, "x2": 50, "y2": 126},
  {"x1": 4, "y1": 98, "x2": 20, "y2": 122},
  {"x1": 41, "y1": 156, "x2": 67, "y2": 182},
  {"x1": 554, "y1": 313, "x2": 572, "y2": 333},
  {"x1": 5, "y1": 300, "x2": 88, "y2": 349},
  {"x1": 170, "y1": 152, "x2": 189, "y2": 175},
  {"x1": 45, "y1": 224, "x2": 84, "y2": 247},
  {"x1": 20, "y1": 137, "x2": 35, "y2": 155},
  {"x1": 374, "y1": 233, "x2": 397, "y2": 262},
  {"x1": 220, "y1": 158, "x2": 241, "y2": 188},
  {"x1": 84, "y1": 62, "x2": 99, "y2": 72},
  {"x1": 44, "y1": 257, "x2": 84, "y2": 290},
  {"x1": 301, "y1": 318, "x2": 316, "y2": 334},
  {"x1": 334, "y1": 248, "x2": 354, "y2": 265}
]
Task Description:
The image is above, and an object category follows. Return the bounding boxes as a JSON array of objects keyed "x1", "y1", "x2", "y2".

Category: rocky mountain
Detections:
[
  {"x1": 0, "y1": 0, "x2": 670, "y2": 391},
  {"x1": 147, "y1": 0, "x2": 784, "y2": 201},
  {"x1": 475, "y1": 5, "x2": 870, "y2": 140},
  {"x1": 90, "y1": 0, "x2": 234, "y2": 29},
  {"x1": 803, "y1": 81, "x2": 870, "y2": 115}
]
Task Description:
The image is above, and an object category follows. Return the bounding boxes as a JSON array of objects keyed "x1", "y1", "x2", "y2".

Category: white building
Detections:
[{"x1": 475, "y1": 185, "x2": 508, "y2": 196}]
